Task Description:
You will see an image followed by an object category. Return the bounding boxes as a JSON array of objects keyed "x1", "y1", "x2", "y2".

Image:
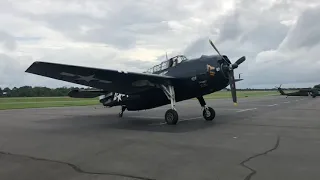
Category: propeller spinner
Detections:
[{"x1": 208, "y1": 39, "x2": 246, "y2": 105}]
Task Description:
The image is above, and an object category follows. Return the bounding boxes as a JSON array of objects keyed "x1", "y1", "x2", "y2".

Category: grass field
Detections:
[
  {"x1": 204, "y1": 90, "x2": 279, "y2": 99},
  {"x1": 0, "y1": 97, "x2": 99, "y2": 110},
  {"x1": 0, "y1": 91, "x2": 280, "y2": 110}
]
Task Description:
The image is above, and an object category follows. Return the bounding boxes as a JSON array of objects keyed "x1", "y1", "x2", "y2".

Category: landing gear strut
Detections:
[
  {"x1": 197, "y1": 96, "x2": 215, "y2": 121},
  {"x1": 161, "y1": 85, "x2": 179, "y2": 125},
  {"x1": 119, "y1": 106, "x2": 126, "y2": 117}
]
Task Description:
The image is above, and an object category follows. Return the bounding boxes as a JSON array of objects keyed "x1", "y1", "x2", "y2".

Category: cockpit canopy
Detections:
[{"x1": 144, "y1": 55, "x2": 188, "y2": 74}]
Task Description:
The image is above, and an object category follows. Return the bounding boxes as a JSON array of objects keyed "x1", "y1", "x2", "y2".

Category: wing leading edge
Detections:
[{"x1": 25, "y1": 61, "x2": 178, "y2": 94}]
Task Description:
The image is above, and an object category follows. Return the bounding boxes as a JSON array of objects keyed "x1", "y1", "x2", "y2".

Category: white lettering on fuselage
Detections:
[{"x1": 113, "y1": 93, "x2": 129, "y2": 102}]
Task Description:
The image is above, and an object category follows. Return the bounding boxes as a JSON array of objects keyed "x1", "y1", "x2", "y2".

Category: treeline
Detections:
[
  {"x1": 228, "y1": 84, "x2": 320, "y2": 91},
  {"x1": 0, "y1": 84, "x2": 319, "y2": 97},
  {"x1": 0, "y1": 86, "x2": 91, "y2": 97}
]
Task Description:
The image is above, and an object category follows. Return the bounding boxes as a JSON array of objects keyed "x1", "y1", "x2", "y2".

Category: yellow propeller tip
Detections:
[{"x1": 234, "y1": 103, "x2": 238, "y2": 106}]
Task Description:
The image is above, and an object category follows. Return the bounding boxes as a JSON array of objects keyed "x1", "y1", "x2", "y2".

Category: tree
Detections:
[
  {"x1": 314, "y1": 84, "x2": 320, "y2": 89},
  {"x1": 3, "y1": 87, "x2": 10, "y2": 96}
]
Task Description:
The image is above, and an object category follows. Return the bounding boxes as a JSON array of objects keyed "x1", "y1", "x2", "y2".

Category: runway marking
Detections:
[
  {"x1": 267, "y1": 104, "x2": 278, "y2": 107},
  {"x1": 284, "y1": 101, "x2": 290, "y2": 103},
  {"x1": 236, "y1": 108, "x2": 257, "y2": 113}
]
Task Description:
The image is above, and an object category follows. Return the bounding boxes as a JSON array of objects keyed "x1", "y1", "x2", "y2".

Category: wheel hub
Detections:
[
  {"x1": 205, "y1": 110, "x2": 211, "y2": 117},
  {"x1": 167, "y1": 113, "x2": 174, "y2": 122}
]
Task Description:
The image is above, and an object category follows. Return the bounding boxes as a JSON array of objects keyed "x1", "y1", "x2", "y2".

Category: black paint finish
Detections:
[{"x1": 25, "y1": 54, "x2": 234, "y2": 111}]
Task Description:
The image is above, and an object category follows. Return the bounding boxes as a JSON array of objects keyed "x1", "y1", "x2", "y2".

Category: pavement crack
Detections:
[
  {"x1": 0, "y1": 151, "x2": 155, "y2": 180},
  {"x1": 239, "y1": 136, "x2": 280, "y2": 180}
]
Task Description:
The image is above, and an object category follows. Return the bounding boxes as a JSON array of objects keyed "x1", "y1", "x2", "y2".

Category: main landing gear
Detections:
[
  {"x1": 161, "y1": 85, "x2": 179, "y2": 125},
  {"x1": 161, "y1": 85, "x2": 216, "y2": 125},
  {"x1": 119, "y1": 106, "x2": 126, "y2": 117}
]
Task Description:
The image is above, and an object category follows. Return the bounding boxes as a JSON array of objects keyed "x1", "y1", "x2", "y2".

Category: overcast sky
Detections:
[{"x1": 0, "y1": 0, "x2": 320, "y2": 89}]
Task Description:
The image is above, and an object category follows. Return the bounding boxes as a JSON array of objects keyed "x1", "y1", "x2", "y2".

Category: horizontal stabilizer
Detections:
[
  {"x1": 68, "y1": 89, "x2": 108, "y2": 98},
  {"x1": 235, "y1": 79, "x2": 243, "y2": 82}
]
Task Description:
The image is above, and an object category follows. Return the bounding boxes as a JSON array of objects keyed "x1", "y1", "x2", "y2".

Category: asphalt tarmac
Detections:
[{"x1": 0, "y1": 95, "x2": 320, "y2": 180}]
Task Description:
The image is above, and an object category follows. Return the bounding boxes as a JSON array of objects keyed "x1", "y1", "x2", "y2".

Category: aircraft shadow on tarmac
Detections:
[{"x1": 34, "y1": 113, "x2": 234, "y2": 133}]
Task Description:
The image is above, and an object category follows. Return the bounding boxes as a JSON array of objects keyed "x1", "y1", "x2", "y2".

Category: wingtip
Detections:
[{"x1": 25, "y1": 61, "x2": 42, "y2": 73}]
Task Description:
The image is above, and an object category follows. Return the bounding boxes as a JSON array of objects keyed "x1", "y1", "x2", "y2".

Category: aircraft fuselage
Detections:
[{"x1": 102, "y1": 55, "x2": 230, "y2": 110}]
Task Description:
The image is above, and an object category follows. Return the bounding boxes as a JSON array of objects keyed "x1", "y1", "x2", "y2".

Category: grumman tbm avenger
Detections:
[
  {"x1": 25, "y1": 40, "x2": 246, "y2": 125},
  {"x1": 276, "y1": 84, "x2": 319, "y2": 98}
]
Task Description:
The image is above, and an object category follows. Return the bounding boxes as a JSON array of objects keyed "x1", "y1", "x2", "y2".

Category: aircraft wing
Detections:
[{"x1": 25, "y1": 61, "x2": 178, "y2": 94}]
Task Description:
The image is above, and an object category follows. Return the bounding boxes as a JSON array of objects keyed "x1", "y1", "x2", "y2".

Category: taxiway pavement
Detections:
[{"x1": 0, "y1": 95, "x2": 320, "y2": 180}]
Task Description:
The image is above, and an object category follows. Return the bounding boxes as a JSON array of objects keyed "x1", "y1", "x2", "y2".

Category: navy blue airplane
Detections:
[{"x1": 25, "y1": 40, "x2": 246, "y2": 125}]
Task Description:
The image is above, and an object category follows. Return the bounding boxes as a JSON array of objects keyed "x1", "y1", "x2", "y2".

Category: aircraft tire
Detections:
[
  {"x1": 203, "y1": 107, "x2": 215, "y2": 121},
  {"x1": 165, "y1": 109, "x2": 179, "y2": 125}
]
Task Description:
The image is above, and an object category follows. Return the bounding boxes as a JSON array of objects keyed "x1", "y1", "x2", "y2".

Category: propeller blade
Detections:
[
  {"x1": 209, "y1": 39, "x2": 223, "y2": 57},
  {"x1": 209, "y1": 39, "x2": 230, "y2": 64},
  {"x1": 231, "y1": 56, "x2": 246, "y2": 69},
  {"x1": 235, "y1": 56, "x2": 246, "y2": 66},
  {"x1": 228, "y1": 70, "x2": 237, "y2": 105}
]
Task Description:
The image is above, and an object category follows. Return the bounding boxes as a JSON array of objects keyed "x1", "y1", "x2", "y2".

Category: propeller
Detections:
[{"x1": 209, "y1": 39, "x2": 246, "y2": 106}]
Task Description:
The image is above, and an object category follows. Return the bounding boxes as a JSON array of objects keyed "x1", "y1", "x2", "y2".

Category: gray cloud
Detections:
[
  {"x1": 280, "y1": 6, "x2": 320, "y2": 50},
  {"x1": 183, "y1": 36, "x2": 212, "y2": 58},
  {"x1": 244, "y1": 5, "x2": 320, "y2": 87},
  {"x1": 239, "y1": 21, "x2": 288, "y2": 51},
  {"x1": 184, "y1": 1, "x2": 320, "y2": 88},
  {"x1": 0, "y1": 54, "x2": 56, "y2": 88},
  {"x1": 1, "y1": 0, "x2": 320, "y2": 89},
  {"x1": 0, "y1": 31, "x2": 17, "y2": 50},
  {"x1": 22, "y1": 0, "x2": 191, "y2": 49},
  {"x1": 216, "y1": 12, "x2": 242, "y2": 43}
]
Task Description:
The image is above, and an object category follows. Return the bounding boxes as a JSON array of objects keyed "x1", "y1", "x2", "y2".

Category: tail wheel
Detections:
[
  {"x1": 165, "y1": 109, "x2": 179, "y2": 125},
  {"x1": 203, "y1": 107, "x2": 215, "y2": 121}
]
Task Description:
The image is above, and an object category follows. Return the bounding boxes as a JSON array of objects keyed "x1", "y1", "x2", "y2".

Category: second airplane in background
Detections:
[{"x1": 276, "y1": 84, "x2": 319, "y2": 98}]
